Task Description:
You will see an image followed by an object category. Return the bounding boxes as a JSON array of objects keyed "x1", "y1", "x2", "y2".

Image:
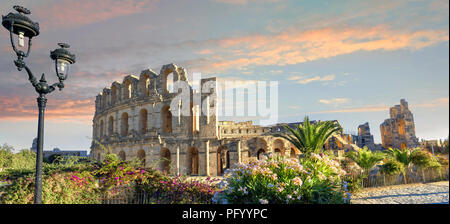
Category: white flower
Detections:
[{"x1": 259, "y1": 199, "x2": 269, "y2": 204}]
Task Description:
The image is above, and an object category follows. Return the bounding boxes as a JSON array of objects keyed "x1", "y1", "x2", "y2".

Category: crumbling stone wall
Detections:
[{"x1": 380, "y1": 99, "x2": 419, "y2": 149}]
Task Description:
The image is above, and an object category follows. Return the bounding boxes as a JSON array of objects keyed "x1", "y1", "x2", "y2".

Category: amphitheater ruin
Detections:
[{"x1": 90, "y1": 63, "x2": 373, "y2": 176}]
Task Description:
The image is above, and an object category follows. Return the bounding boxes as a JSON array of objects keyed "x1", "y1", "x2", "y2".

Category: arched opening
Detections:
[
  {"x1": 290, "y1": 147, "x2": 299, "y2": 159},
  {"x1": 111, "y1": 85, "x2": 118, "y2": 105},
  {"x1": 137, "y1": 149, "x2": 146, "y2": 167},
  {"x1": 140, "y1": 75, "x2": 150, "y2": 96},
  {"x1": 188, "y1": 147, "x2": 199, "y2": 175},
  {"x1": 100, "y1": 120, "x2": 104, "y2": 138},
  {"x1": 124, "y1": 79, "x2": 132, "y2": 99},
  {"x1": 139, "y1": 109, "x2": 148, "y2": 134},
  {"x1": 102, "y1": 93, "x2": 107, "y2": 108},
  {"x1": 398, "y1": 120, "x2": 406, "y2": 136},
  {"x1": 121, "y1": 112, "x2": 129, "y2": 137},
  {"x1": 257, "y1": 149, "x2": 266, "y2": 160},
  {"x1": 161, "y1": 105, "x2": 172, "y2": 134},
  {"x1": 217, "y1": 146, "x2": 230, "y2": 176},
  {"x1": 119, "y1": 150, "x2": 126, "y2": 161},
  {"x1": 160, "y1": 148, "x2": 171, "y2": 174},
  {"x1": 108, "y1": 116, "x2": 114, "y2": 136},
  {"x1": 273, "y1": 139, "x2": 285, "y2": 156}
]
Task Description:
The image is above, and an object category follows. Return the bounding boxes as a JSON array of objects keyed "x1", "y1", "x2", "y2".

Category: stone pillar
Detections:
[
  {"x1": 176, "y1": 145, "x2": 180, "y2": 175},
  {"x1": 238, "y1": 140, "x2": 242, "y2": 163},
  {"x1": 206, "y1": 140, "x2": 210, "y2": 176}
]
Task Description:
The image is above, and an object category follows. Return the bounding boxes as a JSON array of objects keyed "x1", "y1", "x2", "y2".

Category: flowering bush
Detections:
[
  {"x1": 139, "y1": 175, "x2": 219, "y2": 204},
  {"x1": 213, "y1": 153, "x2": 350, "y2": 204},
  {"x1": 1, "y1": 171, "x2": 101, "y2": 204}
]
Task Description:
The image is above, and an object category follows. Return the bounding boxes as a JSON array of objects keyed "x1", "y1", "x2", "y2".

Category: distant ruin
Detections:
[{"x1": 380, "y1": 99, "x2": 419, "y2": 149}]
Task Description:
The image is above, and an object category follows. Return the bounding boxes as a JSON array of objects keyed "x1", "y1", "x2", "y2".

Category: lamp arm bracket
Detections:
[{"x1": 19, "y1": 62, "x2": 38, "y2": 88}]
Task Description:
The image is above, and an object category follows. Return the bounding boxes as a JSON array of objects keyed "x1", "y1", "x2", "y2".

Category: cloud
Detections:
[
  {"x1": 310, "y1": 97, "x2": 449, "y2": 115},
  {"x1": 319, "y1": 98, "x2": 351, "y2": 106},
  {"x1": 312, "y1": 105, "x2": 389, "y2": 114},
  {"x1": 212, "y1": 0, "x2": 281, "y2": 5},
  {"x1": 0, "y1": 95, "x2": 94, "y2": 122},
  {"x1": 201, "y1": 26, "x2": 448, "y2": 72},
  {"x1": 413, "y1": 97, "x2": 449, "y2": 109},
  {"x1": 34, "y1": 0, "x2": 159, "y2": 29},
  {"x1": 287, "y1": 74, "x2": 336, "y2": 84}
]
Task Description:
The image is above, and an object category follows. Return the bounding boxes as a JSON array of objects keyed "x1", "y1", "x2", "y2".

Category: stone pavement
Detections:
[{"x1": 351, "y1": 181, "x2": 449, "y2": 204}]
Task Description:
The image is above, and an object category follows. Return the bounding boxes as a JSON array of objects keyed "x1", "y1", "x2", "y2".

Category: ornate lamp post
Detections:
[{"x1": 2, "y1": 6, "x2": 76, "y2": 204}]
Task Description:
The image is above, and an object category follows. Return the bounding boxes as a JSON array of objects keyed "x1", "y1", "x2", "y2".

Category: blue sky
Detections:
[{"x1": 0, "y1": 0, "x2": 448, "y2": 152}]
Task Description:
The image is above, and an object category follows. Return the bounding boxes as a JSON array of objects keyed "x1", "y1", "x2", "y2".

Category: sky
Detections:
[{"x1": 0, "y1": 0, "x2": 448, "y2": 152}]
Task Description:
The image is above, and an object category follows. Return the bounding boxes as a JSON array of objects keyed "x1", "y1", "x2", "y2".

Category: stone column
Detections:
[{"x1": 206, "y1": 140, "x2": 210, "y2": 176}]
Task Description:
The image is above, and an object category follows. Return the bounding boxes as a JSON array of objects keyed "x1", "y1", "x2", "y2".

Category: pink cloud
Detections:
[
  {"x1": 34, "y1": 0, "x2": 159, "y2": 29},
  {"x1": 0, "y1": 95, "x2": 94, "y2": 121},
  {"x1": 200, "y1": 26, "x2": 448, "y2": 72}
]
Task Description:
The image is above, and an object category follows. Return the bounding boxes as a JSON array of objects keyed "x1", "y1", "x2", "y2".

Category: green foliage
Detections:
[
  {"x1": 385, "y1": 148, "x2": 419, "y2": 169},
  {"x1": 276, "y1": 116, "x2": 342, "y2": 156},
  {"x1": 437, "y1": 156, "x2": 449, "y2": 167},
  {"x1": 1, "y1": 171, "x2": 101, "y2": 204},
  {"x1": 0, "y1": 144, "x2": 35, "y2": 173},
  {"x1": 380, "y1": 159, "x2": 404, "y2": 175},
  {"x1": 411, "y1": 150, "x2": 441, "y2": 169},
  {"x1": 342, "y1": 175, "x2": 363, "y2": 193},
  {"x1": 344, "y1": 147, "x2": 384, "y2": 174},
  {"x1": 0, "y1": 145, "x2": 13, "y2": 170},
  {"x1": 213, "y1": 153, "x2": 349, "y2": 204}
]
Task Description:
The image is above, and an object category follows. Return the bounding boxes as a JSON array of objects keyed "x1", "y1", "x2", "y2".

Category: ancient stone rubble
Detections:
[
  {"x1": 380, "y1": 99, "x2": 419, "y2": 149},
  {"x1": 352, "y1": 122, "x2": 376, "y2": 150}
]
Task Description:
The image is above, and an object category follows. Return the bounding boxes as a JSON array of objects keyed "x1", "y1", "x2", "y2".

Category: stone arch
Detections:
[
  {"x1": 290, "y1": 147, "x2": 300, "y2": 159},
  {"x1": 161, "y1": 105, "x2": 172, "y2": 134},
  {"x1": 257, "y1": 148, "x2": 266, "y2": 160},
  {"x1": 160, "y1": 148, "x2": 171, "y2": 174},
  {"x1": 217, "y1": 146, "x2": 230, "y2": 176},
  {"x1": 188, "y1": 147, "x2": 199, "y2": 175},
  {"x1": 160, "y1": 64, "x2": 178, "y2": 93},
  {"x1": 102, "y1": 92, "x2": 107, "y2": 109},
  {"x1": 100, "y1": 120, "x2": 105, "y2": 138},
  {"x1": 140, "y1": 74, "x2": 150, "y2": 96},
  {"x1": 111, "y1": 84, "x2": 119, "y2": 105},
  {"x1": 273, "y1": 139, "x2": 285, "y2": 156},
  {"x1": 119, "y1": 150, "x2": 126, "y2": 161},
  {"x1": 121, "y1": 112, "x2": 129, "y2": 137},
  {"x1": 137, "y1": 149, "x2": 146, "y2": 167},
  {"x1": 108, "y1": 116, "x2": 114, "y2": 136},
  {"x1": 123, "y1": 79, "x2": 132, "y2": 99},
  {"x1": 250, "y1": 137, "x2": 268, "y2": 160},
  {"x1": 139, "y1": 108, "x2": 148, "y2": 134},
  {"x1": 398, "y1": 120, "x2": 406, "y2": 135}
]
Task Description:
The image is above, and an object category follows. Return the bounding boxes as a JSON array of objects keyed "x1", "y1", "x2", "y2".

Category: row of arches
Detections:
[
  {"x1": 96, "y1": 65, "x2": 188, "y2": 112},
  {"x1": 96, "y1": 106, "x2": 173, "y2": 138},
  {"x1": 113, "y1": 146, "x2": 229, "y2": 176}
]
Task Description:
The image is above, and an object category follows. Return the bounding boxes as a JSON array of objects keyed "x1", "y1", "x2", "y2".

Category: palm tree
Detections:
[
  {"x1": 276, "y1": 116, "x2": 342, "y2": 156},
  {"x1": 345, "y1": 146, "x2": 385, "y2": 176},
  {"x1": 385, "y1": 147, "x2": 420, "y2": 184}
]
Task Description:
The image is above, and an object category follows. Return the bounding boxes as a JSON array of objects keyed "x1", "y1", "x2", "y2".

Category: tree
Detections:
[
  {"x1": 345, "y1": 146, "x2": 385, "y2": 176},
  {"x1": 0, "y1": 144, "x2": 14, "y2": 170},
  {"x1": 385, "y1": 148, "x2": 420, "y2": 184},
  {"x1": 276, "y1": 116, "x2": 342, "y2": 156}
]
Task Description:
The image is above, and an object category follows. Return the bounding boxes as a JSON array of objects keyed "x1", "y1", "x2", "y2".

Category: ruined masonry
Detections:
[
  {"x1": 90, "y1": 63, "x2": 353, "y2": 176},
  {"x1": 380, "y1": 99, "x2": 419, "y2": 149}
]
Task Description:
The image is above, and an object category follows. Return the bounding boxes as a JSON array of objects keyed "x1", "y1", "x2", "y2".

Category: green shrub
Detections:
[
  {"x1": 213, "y1": 153, "x2": 349, "y2": 204},
  {"x1": 380, "y1": 159, "x2": 404, "y2": 175},
  {"x1": 1, "y1": 171, "x2": 101, "y2": 204}
]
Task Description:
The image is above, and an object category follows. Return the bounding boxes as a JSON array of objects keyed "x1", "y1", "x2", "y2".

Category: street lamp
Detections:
[{"x1": 2, "y1": 5, "x2": 76, "y2": 204}]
